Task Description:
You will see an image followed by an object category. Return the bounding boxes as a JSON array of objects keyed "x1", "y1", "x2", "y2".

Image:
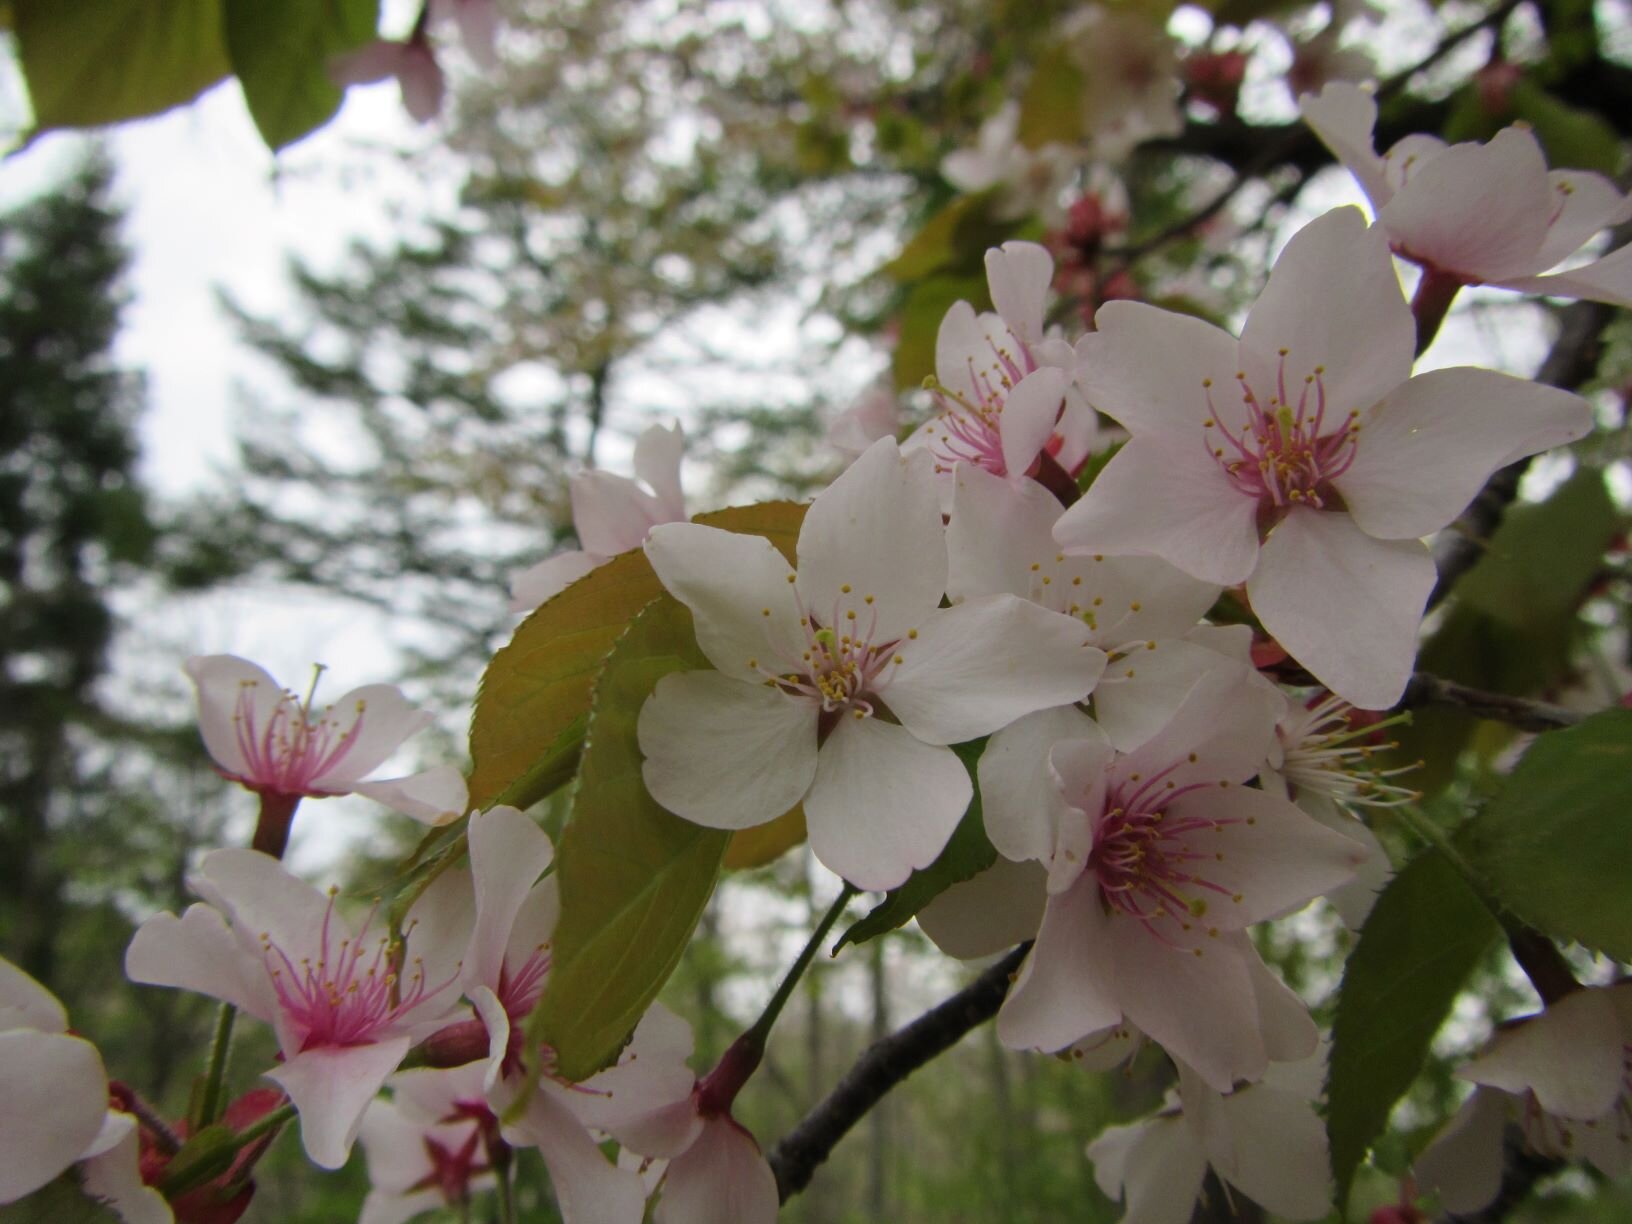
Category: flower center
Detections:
[
  {"x1": 233, "y1": 667, "x2": 367, "y2": 797},
  {"x1": 750, "y1": 583, "x2": 907, "y2": 729},
  {"x1": 922, "y1": 331, "x2": 1041, "y2": 475},
  {"x1": 1202, "y1": 352, "x2": 1359, "y2": 522},
  {"x1": 1089, "y1": 763, "x2": 1242, "y2": 946},
  {"x1": 261, "y1": 888, "x2": 455, "y2": 1051},
  {"x1": 1278, "y1": 694, "x2": 1421, "y2": 809}
]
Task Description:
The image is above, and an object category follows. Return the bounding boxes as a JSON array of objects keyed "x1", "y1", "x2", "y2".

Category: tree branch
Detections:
[
  {"x1": 769, "y1": 943, "x2": 1030, "y2": 1201},
  {"x1": 1397, "y1": 672, "x2": 1585, "y2": 732}
]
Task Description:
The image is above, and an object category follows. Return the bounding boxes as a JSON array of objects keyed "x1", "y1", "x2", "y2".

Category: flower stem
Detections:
[
  {"x1": 194, "y1": 1002, "x2": 237, "y2": 1130},
  {"x1": 747, "y1": 882, "x2": 857, "y2": 1049},
  {"x1": 251, "y1": 791, "x2": 301, "y2": 859},
  {"x1": 1411, "y1": 267, "x2": 1463, "y2": 356}
]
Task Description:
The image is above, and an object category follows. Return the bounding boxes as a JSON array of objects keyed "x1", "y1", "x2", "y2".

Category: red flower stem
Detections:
[
  {"x1": 251, "y1": 791, "x2": 301, "y2": 859},
  {"x1": 1411, "y1": 267, "x2": 1464, "y2": 356}
]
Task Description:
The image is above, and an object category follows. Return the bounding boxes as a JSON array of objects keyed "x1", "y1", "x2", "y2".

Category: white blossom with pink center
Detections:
[
  {"x1": 124, "y1": 850, "x2": 470, "y2": 1169},
  {"x1": 1417, "y1": 984, "x2": 1632, "y2": 1213},
  {"x1": 1053, "y1": 206, "x2": 1592, "y2": 709},
  {"x1": 903, "y1": 243, "x2": 1098, "y2": 490},
  {"x1": 991, "y1": 670, "x2": 1365, "y2": 1090},
  {"x1": 1088, "y1": 1055, "x2": 1334, "y2": 1224},
  {"x1": 186, "y1": 655, "x2": 467, "y2": 826},
  {"x1": 358, "y1": 1063, "x2": 498, "y2": 1224},
  {"x1": 638, "y1": 438, "x2": 1107, "y2": 891},
  {"x1": 511, "y1": 423, "x2": 689, "y2": 612},
  {"x1": 455, "y1": 805, "x2": 694, "y2": 1224},
  {"x1": 1301, "y1": 82, "x2": 1632, "y2": 305}
]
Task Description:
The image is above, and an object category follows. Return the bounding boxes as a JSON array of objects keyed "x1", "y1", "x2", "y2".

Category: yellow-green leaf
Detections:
[
  {"x1": 223, "y1": 0, "x2": 377, "y2": 152},
  {"x1": 467, "y1": 501, "x2": 806, "y2": 811},
  {"x1": 13, "y1": 0, "x2": 229, "y2": 132},
  {"x1": 529, "y1": 596, "x2": 729, "y2": 1081},
  {"x1": 723, "y1": 804, "x2": 807, "y2": 870},
  {"x1": 1017, "y1": 45, "x2": 1084, "y2": 149}
]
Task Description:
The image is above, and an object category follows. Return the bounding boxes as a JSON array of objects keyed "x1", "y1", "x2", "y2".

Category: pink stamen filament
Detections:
[
  {"x1": 232, "y1": 679, "x2": 367, "y2": 797},
  {"x1": 753, "y1": 585, "x2": 903, "y2": 719},
  {"x1": 925, "y1": 328, "x2": 1045, "y2": 475}
]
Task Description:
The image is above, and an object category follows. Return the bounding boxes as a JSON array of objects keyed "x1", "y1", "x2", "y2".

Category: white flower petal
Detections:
[
  {"x1": 796, "y1": 438, "x2": 947, "y2": 641},
  {"x1": 1499, "y1": 240, "x2": 1632, "y2": 308},
  {"x1": 1077, "y1": 302, "x2": 1240, "y2": 438},
  {"x1": 1054, "y1": 435, "x2": 1262, "y2": 586},
  {"x1": 269, "y1": 1039, "x2": 412, "y2": 1170},
  {"x1": 979, "y1": 706, "x2": 1100, "y2": 864},
  {"x1": 1414, "y1": 1088, "x2": 1509, "y2": 1216},
  {"x1": 638, "y1": 672, "x2": 817, "y2": 831},
  {"x1": 1239, "y1": 208, "x2": 1413, "y2": 421},
  {"x1": 465, "y1": 805, "x2": 556, "y2": 995},
  {"x1": 985, "y1": 241, "x2": 1054, "y2": 343},
  {"x1": 644, "y1": 523, "x2": 804, "y2": 683},
  {"x1": 1087, "y1": 1114, "x2": 1209, "y2": 1224},
  {"x1": 0, "y1": 1029, "x2": 108, "y2": 1203},
  {"x1": 0, "y1": 956, "x2": 67, "y2": 1034},
  {"x1": 997, "y1": 876, "x2": 1122, "y2": 1052},
  {"x1": 1299, "y1": 82, "x2": 1393, "y2": 210},
  {"x1": 310, "y1": 683, "x2": 436, "y2": 790},
  {"x1": 1247, "y1": 952, "x2": 1319, "y2": 1063},
  {"x1": 510, "y1": 1092, "x2": 649, "y2": 1224},
  {"x1": 1460, "y1": 989, "x2": 1626, "y2": 1121},
  {"x1": 192, "y1": 848, "x2": 332, "y2": 961},
  {"x1": 633, "y1": 422, "x2": 687, "y2": 519},
  {"x1": 946, "y1": 462, "x2": 1060, "y2": 603},
  {"x1": 998, "y1": 367, "x2": 1069, "y2": 479},
  {"x1": 1532, "y1": 171, "x2": 1632, "y2": 271},
  {"x1": 805, "y1": 717, "x2": 971, "y2": 892},
  {"x1": 1340, "y1": 368, "x2": 1593, "y2": 541},
  {"x1": 1182, "y1": 1071, "x2": 1333, "y2": 1221},
  {"x1": 510, "y1": 550, "x2": 604, "y2": 613},
  {"x1": 572, "y1": 471, "x2": 667, "y2": 559},
  {"x1": 78, "y1": 1111, "x2": 173, "y2": 1224},
  {"x1": 124, "y1": 903, "x2": 273, "y2": 1021},
  {"x1": 184, "y1": 654, "x2": 284, "y2": 781},
  {"x1": 354, "y1": 765, "x2": 469, "y2": 826},
  {"x1": 887, "y1": 596, "x2": 1106, "y2": 745},
  {"x1": 1247, "y1": 511, "x2": 1434, "y2": 710}
]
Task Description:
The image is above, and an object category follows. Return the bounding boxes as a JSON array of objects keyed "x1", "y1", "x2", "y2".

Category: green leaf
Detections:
[
  {"x1": 157, "y1": 1123, "x2": 238, "y2": 1194},
  {"x1": 1388, "y1": 468, "x2": 1622, "y2": 795},
  {"x1": 223, "y1": 0, "x2": 377, "y2": 151},
  {"x1": 0, "y1": 1175, "x2": 123, "y2": 1223},
  {"x1": 833, "y1": 740, "x2": 994, "y2": 950},
  {"x1": 1325, "y1": 849, "x2": 1499, "y2": 1209},
  {"x1": 891, "y1": 275, "x2": 987, "y2": 391},
  {"x1": 1508, "y1": 80, "x2": 1623, "y2": 175},
  {"x1": 1017, "y1": 46, "x2": 1084, "y2": 149},
  {"x1": 1459, "y1": 709, "x2": 1632, "y2": 958},
  {"x1": 884, "y1": 194, "x2": 1009, "y2": 283},
  {"x1": 529, "y1": 596, "x2": 730, "y2": 1081},
  {"x1": 467, "y1": 502, "x2": 806, "y2": 811},
  {"x1": 12, "y1": 0, "x2": 230, "y2": 133}
]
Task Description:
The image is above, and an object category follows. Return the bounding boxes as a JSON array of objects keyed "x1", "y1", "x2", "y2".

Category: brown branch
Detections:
[
  {"x1": 1396, "y1": 672, "x2": 1585, "y2": 732},
  {"x1": 1427, "y1": 298, "x2": 1615, "y2": 610},
  {"x1": 769, "y1": 942, "x2": 1030, "y2": 1201}
]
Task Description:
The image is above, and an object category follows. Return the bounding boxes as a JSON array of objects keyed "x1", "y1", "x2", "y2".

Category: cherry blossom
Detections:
[
  {"x1": 1301, "y1": 82, "x2": 1632, "y2": 306},
  {"x1": 638, "y1": 438, "x2": 1107, "y2": 891},
  {"x1": 904, "y1": 244, "x2": 1099, "y2": 490},
  {"x1": 185, "y1": 655, "x2": 466, "y2": 837},
  {"x1": 1053, "y1": 206, "x2": 1593, "y2": 708},
  {"x1": 992, "y1": 671, "x2": 1365, "y2": 1089},
  {"x1": 1088, "y1": 1056, "x2": 1333, "y2": 1224},
  {"x1": 1417, "y1": 984, "x2": 1632, "y2": 1212},
  {"x1": 511, "y1": 422, "x2": 689, "y2": 611},
  {"x1": 1063, "y1": 7, "x2": 1182, "y2": 160},
  {"x1": 358, "y1": 1063, "x2": 498, "y2": 1224},
  {"x1": 125, "y1": 850, "x2": 470, "y2": 1169}
]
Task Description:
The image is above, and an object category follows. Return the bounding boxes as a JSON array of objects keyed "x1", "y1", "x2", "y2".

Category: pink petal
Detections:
[
  {"x1": 916, "y1": 855, "x2": 1048, "y2": 959},
  {"x1": 644, "y1": 524, "x2": 804, "y2": 684},
  {"x1": 795, "y1": 439, "x2": 947, "y2": 642},
  {"x1": 979, "y1": 706, "x2": 1101, "y2": 864},
  {"x1": 124, "y1": 903, "x2": 275, "y2": 1022},
  {"x1": 638, "y1": 672, "x2": 817, "y2": 831},
  {"x1": 805, "y1": 717, "x2": 971, "y2": 891},
  {"x1": 1380, "y1": 127, "x2": 1552, "y2": 281},
  {"x1": 984, "y1": 241, "x2": 1054, "y2": 343},
  {"x1": 1077, "y1": 302, "x2": 1240, "y2": 438},
  {"x1": 510, "y1": 1092, "x2": 649, "y2": 1224},
  {"x1": 998, "y1": 367, "x2": 1069, "y2": 479},
  {"x1": 1247, "y1": 511, "x2": 1435, "y2": 710},
  {"x1": 509, "y1": 550, "x2": 605, "y2": 613},
  {"x1": 1165, "y1": 787, "x2": 1368, "y2": 929},
  {"x1": 997, "y1": 876, "x2": 1122, "y2": 1052},
  {"x1": 269, "y1": 1039, "x2": 413, "y2": 1170},
  {"x1": 1239, "y1": 208, "x2": 1414, "y2": 421},
  {"x1": 465, "y1": 805, "x2": 555, "y2": 995},
  {"x1": 633, "y1": 422, "x2": 687, "y2": 520},
  {"x1": 656, "y1": 1116, "x2": 779, "y2": 1224},
  {"x1": 1460, "y1": 989, "x2": 1626, "y2": 1121},
  {"x1": 184, "y1": 654, "x2": 285, "y2": 781},
  {"x1": 1339, "y1": 367, "x2": 1592, "y2": 541},
  {"x1": 309, "y1": 683, "x2": 435, "y2": 790},
  {"x1": 1298, "y1": 82, "x2": 1393, "y2": 210},
  {"x1": 1053, "y1": 435, "x2": 1261, "y2": 586},
  {"x1": 887, "y1": 596, "x2": 1106, "y2": 745},
  {"x1": 353, "y1": 765, "x2": 468, "y2": 826},
  {"x1": 1414, "y1": 1088, "x2": 1508, "y2": 1216},
  {"x1": 0, "y1": 1029, "x2": 108, "y2": 1203},
  {"x1": 572, "y1": 471, "x2": 668, "y2": 559}
]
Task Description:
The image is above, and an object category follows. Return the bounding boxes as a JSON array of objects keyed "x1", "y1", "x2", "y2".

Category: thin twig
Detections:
[
  {"x1": 769, "y1": 943, "x2": 1030, "y2": 1201},
  {"x1": 1396, "y1": 672, "x2": 1585, "y2": 732}
]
